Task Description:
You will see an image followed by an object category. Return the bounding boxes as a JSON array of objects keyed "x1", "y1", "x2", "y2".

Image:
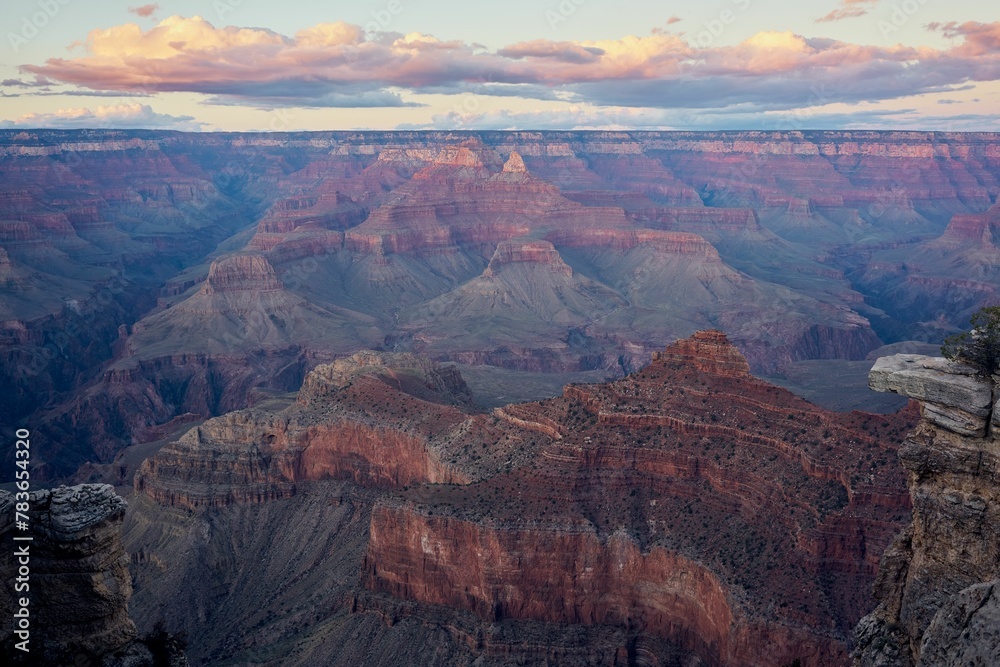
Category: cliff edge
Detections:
[
  {"x1": 0, "y1": 484, "x2": 188, "y2": 666},
  {"x1": 854, "y1": 354, "x2": 1000, "y2": 666}
]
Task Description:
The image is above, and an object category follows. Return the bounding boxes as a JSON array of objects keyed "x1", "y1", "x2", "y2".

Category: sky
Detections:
[{"x1": 1, "y1": 0, "x2": 999, "y2": 131}]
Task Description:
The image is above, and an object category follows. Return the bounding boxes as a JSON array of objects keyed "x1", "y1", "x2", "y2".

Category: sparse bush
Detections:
[{"x1": 942, "y1": 306, "x2": 1000, "y2": 377}]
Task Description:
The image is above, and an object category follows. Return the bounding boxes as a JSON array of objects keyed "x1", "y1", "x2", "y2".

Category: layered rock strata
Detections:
[
  {"x1": 131, "y1": 334, "x2": 918, "y2": 665},
  {"x1": 13, "y1": 130, "x2": 997, "y2": 479},
  {"x1": 134, "y1": 352, "x2": 491, "y2": 508},
  {"x1": 358, "y1": 333, "x2": 916, "y2": 666}
]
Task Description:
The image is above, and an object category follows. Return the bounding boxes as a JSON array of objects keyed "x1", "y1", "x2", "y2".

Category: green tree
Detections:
[{"x1": 942, "y1": 306, "x2": 1000, "y2": 377}]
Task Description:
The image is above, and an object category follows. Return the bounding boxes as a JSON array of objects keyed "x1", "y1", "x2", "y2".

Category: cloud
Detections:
[
  {"x1": 816, "y1": 0, "x2": 879, "y2": 24},
  {"x1": 402, "y1": 105, "x2": 1000, "y2": 132},
  {"x1": 19, "y1": 15, "x2": 1000, "y2": 117},
  {"x1": 2, "y1": 76, "x2": 52, "y2": 88},
  {"x1": 128, "y1": 4, "x2": 159, "y2": 18},
  {"x1": 0, "y1": 103, "x2": 203, "y2": 130},
  {"x1": 928, "y1": 21, "x2": 1000, "y2": 56},
  {"x1": 202, "y1": 88, "x2": 420, "y2": 109},
  {"x1": 498, "y1": 41, "x2": 606, "y2": 64},
  {"x1": 666, "y1": 16, "x2": 682, "y2": 25}
]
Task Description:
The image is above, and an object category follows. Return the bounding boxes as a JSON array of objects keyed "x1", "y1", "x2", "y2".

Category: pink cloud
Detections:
[
  {"x1": 128, "y1": 4, "x2": 159, "y2": 18},
  {"x1": 498, "y1": 41, "x2": 605, "y2": 64},
  {"x1": 816, "y1": 0, "x2": 878, "y2": 24},
  {"x1": 18, "y1": 16, "x2": 1000, "y2": 114},
  {"x1": 928, "y1": 21, "x2": 1000, "y2": 56}
]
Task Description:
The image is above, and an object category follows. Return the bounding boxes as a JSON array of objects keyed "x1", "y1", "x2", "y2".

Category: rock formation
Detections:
[
  {"x1": 134, "y1": 352, "x2": 485, "y2": 508},
  {"x1": 202, "y1": 255, "x2": 283, "y2": 294},
  {"x1": 363, "y1": 332, "x2": 916, "y2": 666},
  {"x1": 130, "y1": 334, "x2": 918, "y2": 665},
  {"x1": 853, "y1": 354, "x2": 1000, "y2": 666},
  {"x1": 0, "y1": 484, "x2": 187, "y2": 666}
]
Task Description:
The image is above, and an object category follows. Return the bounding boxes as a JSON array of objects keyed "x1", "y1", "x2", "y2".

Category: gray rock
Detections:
[
  {"x1": 43, "y1": 483, "x2": 128, "y2": 540},
  {"x1": 917, "y1": 580, "x2": 1000, "y2": 666},
  {"x1": 920, "y1": 402, "x2": 987, "y2": 437},
  {"x1": 853, "y1": 612, "x2": 912, "y2": 667},
  {"x1": 869, "y1": 355, "x2": 992, "y2": 420}
]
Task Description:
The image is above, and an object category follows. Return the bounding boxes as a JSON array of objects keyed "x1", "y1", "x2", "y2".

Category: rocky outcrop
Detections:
[
  {"x1": 502, "y1": 150, "x2": 527, "y2": 173},
  {"x1": 869, "y1": 354, "x2": 992, "y2": 437},
  {"x1": 930, "y1": 202, "x2": 1000, "y2": 250},
  {"x1": 853, "y1": 355, "x2": 1000, "y2": 666},
  {"x1": 483, "y1": 239, "x2": 571, "y2": 276},
  {"x1": 134, "y1": 354, "x2": 482, "y2": 508},
  {"x1": 651, "y1": 329, "x2": 751, "y2": 378},
  {"x1": 0, "y1": 484, "x2": 187, "y2": 666},
  {"x1": 917, "y1": 580, "x2": 1000, "y2": 665},
  {"x1": 0, "y1": 484, "x2": 134, "y2": 658},
  {"x1": 299, "y1": 350, "x2": 474, "y2": 407}
]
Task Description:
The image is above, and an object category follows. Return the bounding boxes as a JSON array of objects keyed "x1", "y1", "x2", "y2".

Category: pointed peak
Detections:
[{"x1": 503, "y1": 151, "x2": 527, "y2": 173}]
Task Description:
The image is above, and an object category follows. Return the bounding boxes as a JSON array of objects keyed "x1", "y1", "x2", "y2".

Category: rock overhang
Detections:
[{"x1": 869, "y1": 354, "x2": 993, "y2": 437}]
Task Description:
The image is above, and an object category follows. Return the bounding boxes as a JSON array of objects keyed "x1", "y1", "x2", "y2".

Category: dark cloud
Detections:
[{"x1": 202, "y1": 88, "x2": 422, "y2": 109}]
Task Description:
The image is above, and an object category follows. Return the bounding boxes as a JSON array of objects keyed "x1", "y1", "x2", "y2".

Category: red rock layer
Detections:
[
  {"x1": 547, "y1": 227, "x2": 720, "y2": 257},
  {"x1": 366, "y1": 504, "x2": 846, "y2": 666},
  {"x1": 932, "y1": 203, "x2": 1000, "y2": 249},
  {"x1": 360, "y1": 333, "x2": 918, "y2": 666},
  {"x1": 134, "y1": 354, "x2": 482, "y2": 508},
  {"x1": 135, "y1": 413, "x2": 469, "y2": 509},
  {"x1": 652, "y1": 329, "x2": 751, "y2": 378}
]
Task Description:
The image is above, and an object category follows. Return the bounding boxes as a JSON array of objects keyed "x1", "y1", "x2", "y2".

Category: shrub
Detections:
[{"x1": 942, "y1": 306, "x2": 1000, "y2": 377}]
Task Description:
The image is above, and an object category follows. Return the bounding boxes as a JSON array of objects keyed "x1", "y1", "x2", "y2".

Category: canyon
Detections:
[
  {"x1": 1, "y1": 130, "x2": 998, "y2": 665},
  {"x1": 118, "y1": 333, "x2": 919, "y2": 665},
  {"x1": 1, "y1": 130, "x2": 998, "y2": 478}
]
